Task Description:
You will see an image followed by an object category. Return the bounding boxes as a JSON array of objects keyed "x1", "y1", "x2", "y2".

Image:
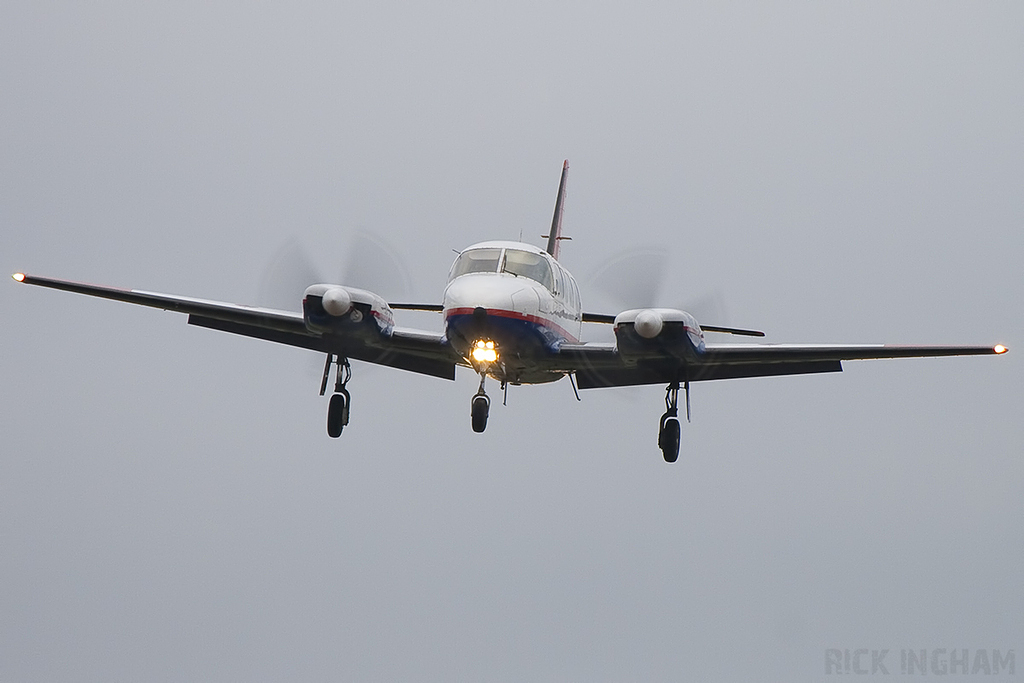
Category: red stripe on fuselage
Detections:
[{"x1": 445, "y1": 307, "x2": 579, "y2": 343}]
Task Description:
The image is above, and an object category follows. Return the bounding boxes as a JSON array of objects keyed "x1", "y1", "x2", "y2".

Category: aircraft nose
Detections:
[
  {"x1": 444, "y1": 273, "x2": 532, "y2": 312},
  {"x1": 443, "y1": 274, "x2": 544, "y2": 349}
]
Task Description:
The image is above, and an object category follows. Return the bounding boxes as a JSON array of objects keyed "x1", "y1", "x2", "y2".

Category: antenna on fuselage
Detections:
[{"x1": 541, "y1": 159, "x2": 572, "y2": 261}]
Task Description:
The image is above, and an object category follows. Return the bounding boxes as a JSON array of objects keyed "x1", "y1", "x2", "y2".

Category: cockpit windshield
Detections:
[
  {"x1": 449, "y1": 248, "x2": 502, "y2": 280},
  {"x1": 501, "y1": 249, "x2": 553, "y2": 289},
  {"x1": 448, "y1": 247, "x2": 554, "y2": 291}
]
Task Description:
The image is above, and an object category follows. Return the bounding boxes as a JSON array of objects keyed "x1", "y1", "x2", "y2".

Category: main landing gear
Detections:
[
  {"x1": 471, "y1": 373, "x2": 490, "y2": 433},
  {"x1": 658, "y1": 380, "x2": 690, "y2": 463},
  {"x1": 321, "y1": 354, "x2": 351, "y2": 438}
]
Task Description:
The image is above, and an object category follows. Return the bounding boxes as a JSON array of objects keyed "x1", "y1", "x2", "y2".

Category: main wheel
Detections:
[
  {"x1": 659, "y1": 416, "x2": 680, "y2": 463},
  {"x1": 471, "y1": 395, "x2": 490, "y2": 433},
  {"x1": 327, "y1": 391, "x2": 349, "y2": 438}
]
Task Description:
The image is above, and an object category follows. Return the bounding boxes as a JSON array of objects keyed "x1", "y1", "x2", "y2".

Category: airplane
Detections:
[{"x1": 12, "y1": 161, "x2": 1008, "y2": 462}]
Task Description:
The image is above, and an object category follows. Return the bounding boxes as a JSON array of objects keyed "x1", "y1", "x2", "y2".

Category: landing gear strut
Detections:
[
  {"x1": 658, "y1": 380, "x2": 689, "y2": 462},
  {"x1": 471, "y1": 373, "x2": 490, "y2": 433},
  {"x1": 321, "y1": 354, "x2": 351, "y2": 438}
]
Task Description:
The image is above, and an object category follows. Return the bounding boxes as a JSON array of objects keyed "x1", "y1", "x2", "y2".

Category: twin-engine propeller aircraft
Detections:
[{"x1": 13, "y1": 161, "x2": 1008, "y2": 461}]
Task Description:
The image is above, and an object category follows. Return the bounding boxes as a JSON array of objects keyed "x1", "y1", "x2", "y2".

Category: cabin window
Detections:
[
  {"x1": 501, "y1": 249, "x2": 554, "y2": 290},
  {"x1": 449, "y1": 248, "x2": 502, "y2": 280}
]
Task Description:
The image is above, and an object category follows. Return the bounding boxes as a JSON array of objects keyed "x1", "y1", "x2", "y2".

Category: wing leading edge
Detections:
[{"x1": 13, "y1": 273, "x2": 458, "y2": 380}]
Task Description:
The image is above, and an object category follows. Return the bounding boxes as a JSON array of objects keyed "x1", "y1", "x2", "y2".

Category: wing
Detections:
[
  {"x1": 557, "y1": 340, "x2": 1006, "y2": 389},
  {"x1": 13, "y1": 273, "x2": 458, "y2": 380}
]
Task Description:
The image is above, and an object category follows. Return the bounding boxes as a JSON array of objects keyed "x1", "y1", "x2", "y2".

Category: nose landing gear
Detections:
[
  {"x1": 471, "y1": 373, "x2": 490, "y2": 433},
  {"x1": 321, "y1": 354, "x2": 351, "y2": 438},
  {"x1": 658, "y1": 380, "x2": 689, "y2": 462}
]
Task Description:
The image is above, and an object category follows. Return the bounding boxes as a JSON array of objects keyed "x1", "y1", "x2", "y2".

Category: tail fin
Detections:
[{"x1": 544, "y1": 160, "x2": 570, "y2": 260}]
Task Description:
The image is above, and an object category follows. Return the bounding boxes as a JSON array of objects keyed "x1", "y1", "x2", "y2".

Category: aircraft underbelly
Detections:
[{"x1": 445, "y1": 310, "x2": 573, "y2": 384}]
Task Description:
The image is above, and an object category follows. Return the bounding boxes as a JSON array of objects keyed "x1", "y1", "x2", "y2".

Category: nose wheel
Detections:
[
  {"x1": 658, "y1": 380, "x2": 689, "y2": 462},
  {"x1": 472, "y1": 394, "x2": 490, "y2": 432},
  {"x1": 471, "y1": 373, "x2": 490, "y2": 433},
  {"x1": 321, "y1": 354, "x2": 352, "y2": 438}
]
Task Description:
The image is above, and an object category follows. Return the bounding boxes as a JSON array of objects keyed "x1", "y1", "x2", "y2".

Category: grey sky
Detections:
[{"x1": 2, "y1": 2, "x2": 1021, "y2": 680}]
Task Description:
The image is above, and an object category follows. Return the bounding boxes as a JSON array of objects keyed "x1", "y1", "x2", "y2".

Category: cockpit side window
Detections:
[
  {"x1": 449, "y1": 248, "x2": 502, "y2": 281},
  {"x1": 501, "y1": 249, "x2": 554, "y2": 290}
]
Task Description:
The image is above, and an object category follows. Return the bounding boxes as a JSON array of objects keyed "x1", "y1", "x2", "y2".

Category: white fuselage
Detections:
[{"x1": 442, "y1": 241, "x2": 582, "y2": 384}]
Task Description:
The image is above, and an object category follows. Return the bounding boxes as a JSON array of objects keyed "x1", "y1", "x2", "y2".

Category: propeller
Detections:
[
  {"x1": 583, "y1": 247, "x2": 669, "y2": 312},
  {"x1": 258, "y1": 237, "x2": 322, "y2": 312},
  {"x1": 579, "y1": 246, "x2": 757, "y2": 405},
  {"x1": 340, "y1": 230, "x2": 413, "y2": 302},
  {"x1": 582, "y1": 246, "x2": 736, "y2": 333},
  {"x1": 257, "y1": 229, "x2": 413, "y2": 312},
  {"x1": 257, "y1": 230, "x2": 416, "y2": 381}
]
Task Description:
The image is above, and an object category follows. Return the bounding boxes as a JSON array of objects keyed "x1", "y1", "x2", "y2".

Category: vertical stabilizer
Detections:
[{"x1": 544, "y1": 160, "x2": 570, "y2": 260}]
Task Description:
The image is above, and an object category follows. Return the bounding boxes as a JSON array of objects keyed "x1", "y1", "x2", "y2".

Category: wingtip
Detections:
[
  {"x1": 563, "y1": 159, "x2": 569, "y2": 169},
  {"x1": 12, "y1": 272, "x2": 25, "y2": 282},
  {"x1": 994, "y1": 344, "x2": 1008, "y2": 354}
]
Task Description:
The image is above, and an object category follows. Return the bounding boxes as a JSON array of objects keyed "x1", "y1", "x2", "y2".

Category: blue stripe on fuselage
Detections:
[{"x1": 445, "y1": 311, "x2": 567, "y2": 358}]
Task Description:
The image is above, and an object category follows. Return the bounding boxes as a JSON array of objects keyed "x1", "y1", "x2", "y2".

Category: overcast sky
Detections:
[{"x1": 2, "y1": 2, "x2": 1021, "y2": 681}]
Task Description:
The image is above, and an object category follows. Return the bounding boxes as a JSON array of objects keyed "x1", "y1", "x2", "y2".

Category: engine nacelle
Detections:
[
  {"x1": 303, "y1": 283, "x2": 394, "y2": 336},
  {"x1": 613, "y1": 308, "x2": 706, "y2": 358}
]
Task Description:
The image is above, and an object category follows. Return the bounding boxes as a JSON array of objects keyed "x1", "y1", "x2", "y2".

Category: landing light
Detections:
[
  {"x1": 994, "y1": 344, "x2": 1008, "y2": 354},
  {"x1": 12, "y1": 273, "x2": 25, "y2": 282},
  {"x1": 471, "y1": 340, "x2": 498, "y2": 363}
]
